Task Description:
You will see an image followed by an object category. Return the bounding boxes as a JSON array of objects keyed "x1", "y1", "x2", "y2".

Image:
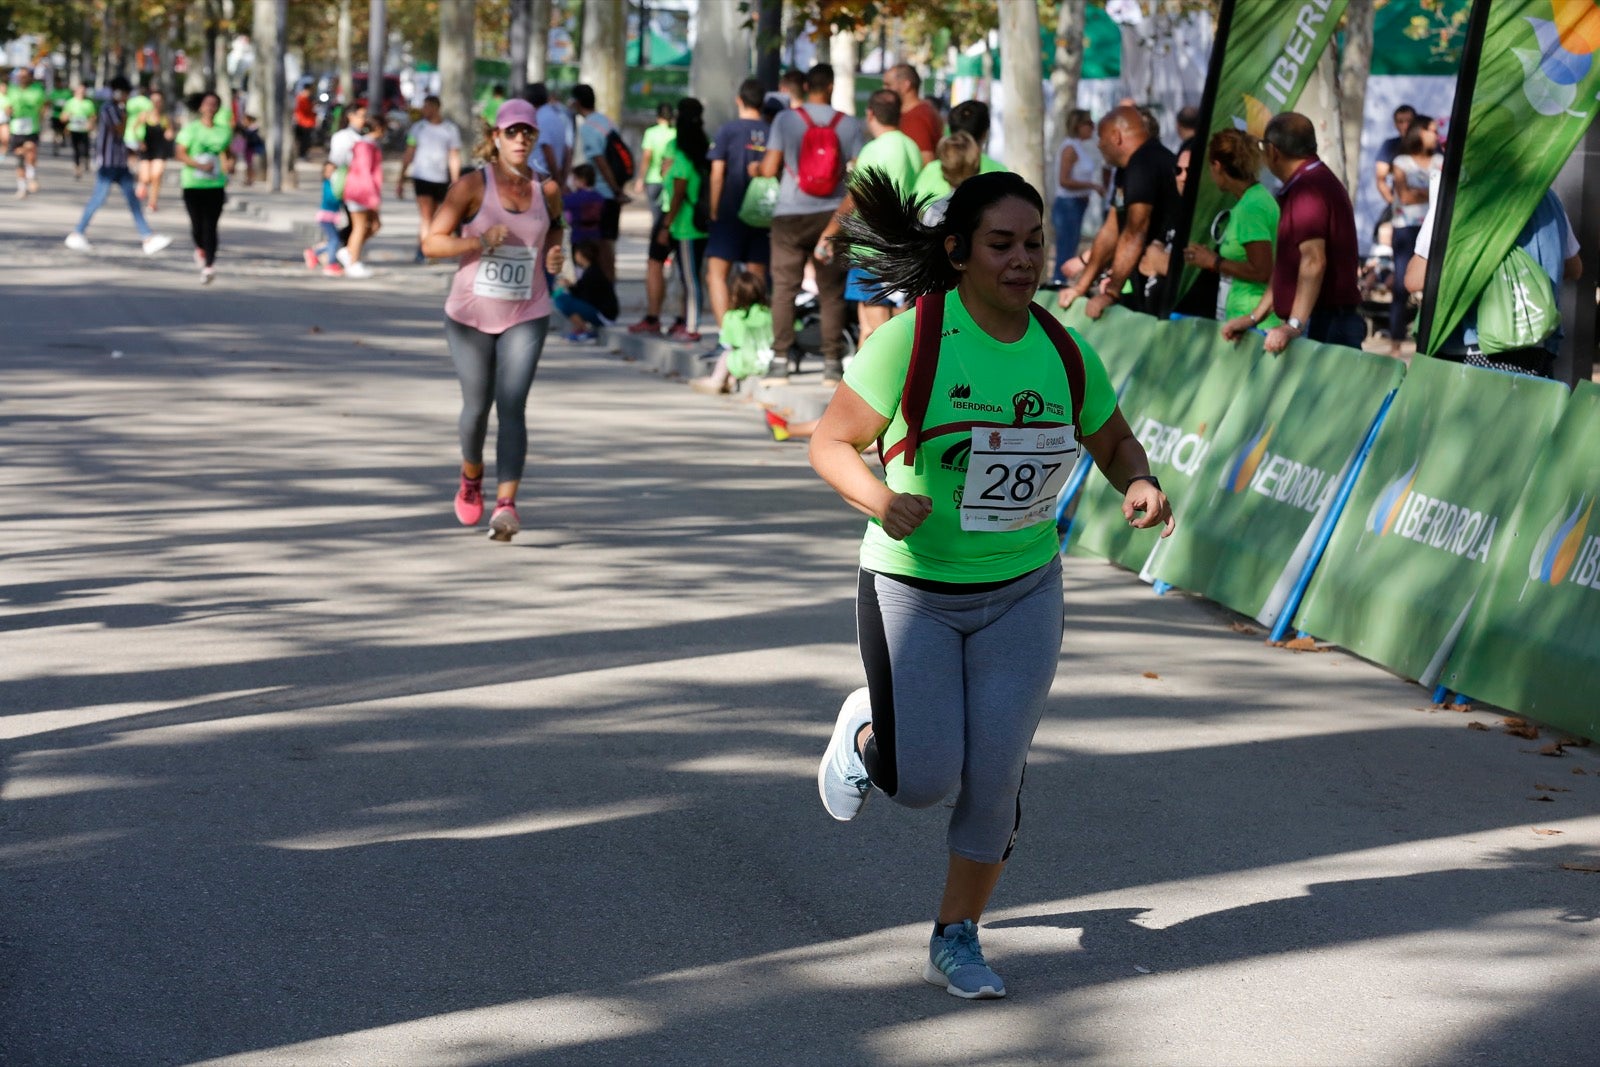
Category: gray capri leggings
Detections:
[
  {"x1": 856, "y1": 556, "x2": 1064, "y2": 864},
  {"x1": 444, "y1": 314, "x2": 550, "y2": 484}
]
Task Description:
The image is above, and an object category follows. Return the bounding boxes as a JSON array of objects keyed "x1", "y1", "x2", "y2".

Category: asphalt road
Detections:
[{"x1": 3, "y1": 150, "x2": 1600, "y2": 1067}]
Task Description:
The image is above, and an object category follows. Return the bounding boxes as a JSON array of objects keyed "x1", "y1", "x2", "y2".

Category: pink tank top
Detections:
[{"x1": 445, "y1": 164, "x2": 554, "y2": 333}]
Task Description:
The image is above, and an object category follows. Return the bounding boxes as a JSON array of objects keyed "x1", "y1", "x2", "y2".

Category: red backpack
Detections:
[
  {"x1": 882, "y1": 294, "x2": 1087, "y2": 467},
  {"x1": 793, "y1": 109, "x2": 845, "y2": 197}
]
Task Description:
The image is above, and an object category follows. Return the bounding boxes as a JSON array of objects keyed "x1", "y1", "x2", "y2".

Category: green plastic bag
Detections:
[
  {"x1": 1476, "y1": 246, "x2": 1559, "y2": 354},
  {"x1": 738, "y1": 176, "x2": 778, "y2": 229}
]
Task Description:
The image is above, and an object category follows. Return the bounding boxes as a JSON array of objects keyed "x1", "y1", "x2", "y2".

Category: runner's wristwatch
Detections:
[{"x1": 1126, "y1": 474, "x2": 1162, "y2": 493}]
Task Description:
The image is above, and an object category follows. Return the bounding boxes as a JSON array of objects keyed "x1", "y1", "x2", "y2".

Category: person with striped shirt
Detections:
[{"x1": 63, "y1": 76, "x2": 171, "y2": 256}]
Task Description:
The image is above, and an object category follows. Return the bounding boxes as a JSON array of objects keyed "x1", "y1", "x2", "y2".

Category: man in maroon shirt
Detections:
[
  {"x1": 1222, "y1": 112, "x2": 1364, "y2": 352},
  {"x1": 885, "y1": 63, "x2": 939, "y2": 165}
]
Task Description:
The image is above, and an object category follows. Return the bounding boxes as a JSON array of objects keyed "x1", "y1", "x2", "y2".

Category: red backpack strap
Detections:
[
  {"x1": 826, "y1": 112, "x2": 843, "y2": 132},
  {"x1": 1028, "y1": 304, "x2": 1088, "y2": 439},
  {"x1": 880, "y1": 293, "x2": 945, "y2": 466}
]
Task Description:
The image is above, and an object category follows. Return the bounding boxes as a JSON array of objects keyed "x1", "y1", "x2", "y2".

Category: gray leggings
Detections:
[
  {"x1": 444, "y1": 315, "x2": 550, "y2": 485},
  {"x1": 856, "y1": 557, "x2": 1064, "y2": 864}
]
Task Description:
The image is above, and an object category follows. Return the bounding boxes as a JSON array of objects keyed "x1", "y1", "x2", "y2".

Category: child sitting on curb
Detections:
[
  {"x1": 691, "y1": 270, "x2": 773, "y2": 394},
  {"x1": 553, "y1": 240, "x2": 619, "y2": 342}
]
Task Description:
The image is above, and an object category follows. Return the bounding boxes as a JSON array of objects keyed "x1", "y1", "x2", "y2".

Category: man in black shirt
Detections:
[{"x1": 1058, "y1": 105, "x2": 1179, "y2": 318}]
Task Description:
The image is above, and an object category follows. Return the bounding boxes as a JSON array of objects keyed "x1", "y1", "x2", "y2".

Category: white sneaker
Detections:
[
  {"x1": 335, "y1": 247, "x2": 353, "y2": 268},
  {"x1": 817, "y1": 687, "x2": 875, "y2": 822},
  {"x1": 200, "y1": 266, "x2": 215, "y2": 285},
  {"x1": 344, "y1": 260, "x2": 372, "y2": 279},
  {"x1": 142, "y1": 234, "x2": 172, "y2": 255},
  {"x1": 64, "y1": 232, "x2": 92, "y2": 252}
]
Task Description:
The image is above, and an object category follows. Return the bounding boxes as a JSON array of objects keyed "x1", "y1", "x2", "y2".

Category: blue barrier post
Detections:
[{"x1": 1267, "y1": 388, "x2": 1399, "y2": 644}]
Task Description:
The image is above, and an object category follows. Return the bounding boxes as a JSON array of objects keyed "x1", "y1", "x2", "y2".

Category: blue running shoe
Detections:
[
  {"x1": 817, "y1": 687, "x2": 873, "y2": 821},
  {"x1": 924, "y1": 920, "x2": 1007, "y2": 999}
]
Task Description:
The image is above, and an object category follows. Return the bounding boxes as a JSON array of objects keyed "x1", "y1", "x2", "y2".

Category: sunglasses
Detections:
[{"x1": 500, "y1": 124, "x2": 536, "y2": 141}]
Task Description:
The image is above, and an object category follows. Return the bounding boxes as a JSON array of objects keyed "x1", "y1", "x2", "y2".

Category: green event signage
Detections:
[
  {"x1": 1068, "y1": 315, "x2": 1253, "y2": 571},
  {"x1": 1444, "y1": 381, "x2": 1600, "y2": 737},
  {"x1": 1423, "y1": 0, "x2": 1600, "y2": 355},
  {"x1": 1295, "y1": 357, "x2": 1568, "y2": 685},
  {"x1": 1147, "y1": 339, "x2": 1403, "y2": 624},
  {"x1": 1052, "y1": 300, "x2": 1150, "y2": 389},
  {"x1": 1180, "y1": 0, "x2": 1349, "y2": 303}
]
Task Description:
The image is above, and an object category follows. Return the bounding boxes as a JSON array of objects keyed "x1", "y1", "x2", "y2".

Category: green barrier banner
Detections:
[
  {"x1": 1295, "y1": 357, "x2": 1568, "y2": 684},
  {"x1": 1051, "y1": 301, "x2": 1153, "y2": 389},
  {"x1": 1422, "y1": 0, "x2": 1600, "y2": 354},
  {"x1": 1069, "y1": 317, "x2": 1254, "y2": 570},
  {"x1": 1443, "y1": 381, "x2": 1600, "y2": 738},
  {"x1": 1146, "y1": 339, "x2": 1404, "y2": 624},
  {"x1": 1180, "y1": 0, "x2": 1349, "y2": 302}
]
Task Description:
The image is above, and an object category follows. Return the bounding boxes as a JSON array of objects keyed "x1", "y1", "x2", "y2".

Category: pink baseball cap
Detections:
[{"x1": 495, "y1": 98, "x2": 538, "y2": 130}]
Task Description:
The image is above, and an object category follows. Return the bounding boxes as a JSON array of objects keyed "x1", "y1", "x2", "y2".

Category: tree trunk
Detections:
[
  {"x1": 337, "y1": 0, "x2": 354, "y2": 106},
  {"x1": 998, "y1": 0, "x2": 1045, "y2": 205},
  {"x1": 692, "y1": 0, "x2": 750, "y2": 133},
  {"x1": 528, "y1": 0, "x2": 551, "y2": 83},
  {"x1": 509, "y1": 0, "x2": 531, "y2": 96},
  {"x1": 829, "y1": 30, "x2": 857, "y2": 114},
  {"x1": 1313, "y1": 41, "x2": 1346, "y2": 189},
  {"x1": 1337, "y1": 0, "x2": 1375, "y2": 195},
  {"x1": 251, "y1": 0, "x2": 288, "y2": 192},
  {"x1": 439, "y1": 0, "x2": 477, "y2": 155},
  {"x1": 368, "y1": 0, "x2": 386, "y2": 114},
  {"x1": 214, "y1": 0, "x2": 234, "y2": 110},
  {"x1": 755, "y1": 0, "x2": 782, "y2": 90},
  {"x1": 1048, "y1": 0, "x2": 1086, "y2": 209},
  {"x1": 579, "y1": 0, "x2": 627, "y2": 122}
]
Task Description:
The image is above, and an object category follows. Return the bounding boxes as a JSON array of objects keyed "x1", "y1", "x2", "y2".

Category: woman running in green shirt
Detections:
[{"x1": 810, "y1": 169, "x2": 1173, "y2": 1000}]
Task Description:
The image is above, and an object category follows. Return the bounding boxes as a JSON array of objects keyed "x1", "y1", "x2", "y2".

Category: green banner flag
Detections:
[
  {"x1": 1421, "y1": 0, "x2": 1600, "y2": 355},
  {"x1": 1147, "y1": 341, "x2": 1404, "y2": 623},
  {"x1": 1068, "y1": 317, "x2": 1253, "y2": 570},
  {"x1": 1295, "y1": 357, "x2": 1568, "y2": 684},
  {"x1": 1180, "y1": 0, "x2": 1350, "y2": 302},
  {"x1": 1444, "y1": 381, "x2": 1600, "y2": 739}
]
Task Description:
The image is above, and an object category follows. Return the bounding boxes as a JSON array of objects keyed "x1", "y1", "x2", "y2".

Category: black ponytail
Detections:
[{"x1": 835, "y1": 168, "x2": 1046, "y2": 300}]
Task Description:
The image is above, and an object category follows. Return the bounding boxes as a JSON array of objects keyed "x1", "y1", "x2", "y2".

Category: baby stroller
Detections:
[{"x1": 787, "y1": 288, "x2": 860, "y2": 376}]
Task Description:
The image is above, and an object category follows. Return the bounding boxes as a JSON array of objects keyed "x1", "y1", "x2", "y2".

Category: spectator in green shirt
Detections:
[
  {"x1": 909, "y1": 100, "x2": 1005, "y2": 203},
  {"x1": 819, "y1": 89, "x2": 925, "y2": 343},
  {"x1": 1181, "y1": 128, "x2": 1279, "y2": 329}
]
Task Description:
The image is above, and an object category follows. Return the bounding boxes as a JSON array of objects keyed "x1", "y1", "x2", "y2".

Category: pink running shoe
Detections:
[
  {"x1": 303, "y1": 247, "x2": 319, "y2": 270},
  {"x1": 488, "y1": 500, "x2": 520, "y2": 542},
  {"x1": 455, "y1": 475, "x2": 484, "y2": 525},
  {"x1": 627, "y1": 317, "x2": 662, "y2": 335}
]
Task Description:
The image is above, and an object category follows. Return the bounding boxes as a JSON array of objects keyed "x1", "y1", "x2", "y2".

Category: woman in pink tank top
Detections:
[{"x1": 422, "y1": 99, "x2": 565, "y2": 542}]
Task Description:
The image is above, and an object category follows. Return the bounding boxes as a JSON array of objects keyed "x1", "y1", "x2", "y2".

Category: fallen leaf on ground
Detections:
[
  {"x1": 1529, "y1": 794, "x2": 1555, "y2": 802},
  {"x1": 308, "y1": 325, "x2": 321, "y2": 333},
  {"x1": 1467, "y1": 721, "x2": 1491, "y2": 731},
  {"x1": 1141, "y1": 671, "x2": 1160, "y2": 680},
  {"x1": 1538, "y1": 743, "x2": 1567, "y2": 756},
  {"x1": 1559, "y1": 736, "x2": 1593, "y2": 748},
  {"x1": 1533, "y1": 783, "x2": 1571, "y2": 792},
  {"x1": 1573, "y1": 768, "x2": 1588, "y2": 776},
  {"x1": 1560, "y1": 862, "x2": 1600, "y2": 872},
  {"x1": 1283, "y1": 636, "x2": 1320, "y2": 651},
  {"x1": 1504, "y1": 722, "x2": 1541, "y2": 740},
  {"x1": 1533, "y1": 828, "x2": 1564, "y2": 836},
  {"x1": 1228, "y1": 621, "x2": 1261, "y2": 635}
]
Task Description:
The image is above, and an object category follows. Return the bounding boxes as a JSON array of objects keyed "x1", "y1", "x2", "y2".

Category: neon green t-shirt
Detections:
[
  {"x1": 61, "y1": 96, "x2": 97, "y2": 132},
  {"x1": 641, "y1": 123, "x2": 676, "y2": 184},
  {"x1": 854, "y1": 129, "x2": 922, "y2": 196},
  {"x1": 661, "y1": 146, "x2": 708, "y2": 241},
  {"x1": 1216, "y1": 181, "x2": 1281, "y2": 326},
  {"x1": 5, "y1": 84, "x2": 47, "y2": 136},
  {"x1": 176, "y1": 119, "x2": 232, "y2": 189},
  {"x1": 720, "y1": 305, "x2": 774, "y2": 378},
  {"x1": 843, "y1": 288, "x2": 1118, "y2": 582},
  {"x1": 125, "y1": 93, "x2": 151, "y2": 128},
  {"x1": 910, "y1": 153, "x2": 1007, "y2": 204}
]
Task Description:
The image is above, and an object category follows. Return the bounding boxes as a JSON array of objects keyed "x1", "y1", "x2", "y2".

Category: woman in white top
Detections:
[
  {"x1": 1386, "y1": 114, "x2": 1440, "y2": 355},
  {"x1": 1052, "y1": 109, "x2": 1102, "y2": 284}
]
